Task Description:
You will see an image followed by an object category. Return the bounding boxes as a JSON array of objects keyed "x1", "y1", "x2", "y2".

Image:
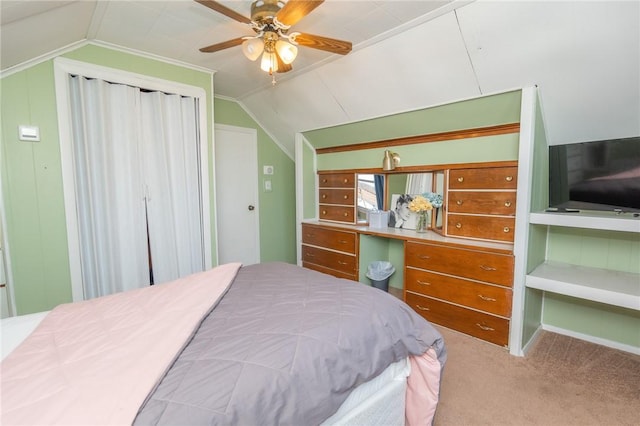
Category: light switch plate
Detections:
[{"x1": 264, "y1": 179, "x2": 272, "y2": 192}]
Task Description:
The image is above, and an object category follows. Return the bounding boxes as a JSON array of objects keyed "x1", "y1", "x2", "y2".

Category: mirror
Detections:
[
  {"x1": 357, "y1": 174, "x2": 384, "y2": 222},
  {"x1": 385, "y1": 171, "x2": 445, "y2": 231}
]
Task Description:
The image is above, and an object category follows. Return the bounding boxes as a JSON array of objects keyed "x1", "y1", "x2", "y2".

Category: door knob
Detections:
[{"x1": 248, "y1": 205, "x2": 255, "y2": 211}]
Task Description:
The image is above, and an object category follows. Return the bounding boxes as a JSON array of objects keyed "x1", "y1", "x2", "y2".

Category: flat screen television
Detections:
[{"x1": 549, "y1": 136, "x2": 640, "y2": 212}]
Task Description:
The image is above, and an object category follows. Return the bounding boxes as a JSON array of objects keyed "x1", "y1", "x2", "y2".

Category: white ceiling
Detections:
[{"x1": 2, "y1": 0, "x2": 639, "y2": 158}]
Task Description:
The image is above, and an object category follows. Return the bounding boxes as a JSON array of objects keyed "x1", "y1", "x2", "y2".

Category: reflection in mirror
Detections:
[
  {"x1": 405, "y1": 173, "x2": 433, "y2": 194},
  {"x1": 385, "y1": 172, "x2": 446, "y2": 231},
  {"x1": 432, "y1": 171, "x2": 445, "y2": 230},
  {"x1": 357, "y1": 174, "x2": 384, "y2": 222}
]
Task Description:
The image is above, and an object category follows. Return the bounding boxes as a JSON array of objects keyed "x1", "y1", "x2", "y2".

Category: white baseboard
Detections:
[
  {"x1": 541, "y1": 324, "x2": 640, "y2": 356},
  {"x1": 520, "y1": 325, "x2": 545, "y2": 356}
]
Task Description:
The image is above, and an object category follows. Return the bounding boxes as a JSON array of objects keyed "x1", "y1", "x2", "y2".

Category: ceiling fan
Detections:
[{"x1": 196, "y1": 0, "x2": 352, "y2": 80}]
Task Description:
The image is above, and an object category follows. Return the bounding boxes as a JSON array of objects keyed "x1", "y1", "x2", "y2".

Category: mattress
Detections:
[{"x1": 1, "y1": 311, "x2": 49, "y2": 360}]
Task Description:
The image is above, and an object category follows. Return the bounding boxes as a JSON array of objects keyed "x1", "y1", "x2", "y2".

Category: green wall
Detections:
[
  {"x1": 214, "y1": 98, "x2": 296, "y2": 264},
  {"x1": 304, "y1": 90, "x2": 522, "y2": 148},
  {"x1": 1, "y1": 61, "x2": 72, "y2": 314},
  {"x1": 543, "y1": 294, "x2": 640, "y2": 347},
  {"x1": 1, "y1": 44, "x2": 295, "y2": 315}
]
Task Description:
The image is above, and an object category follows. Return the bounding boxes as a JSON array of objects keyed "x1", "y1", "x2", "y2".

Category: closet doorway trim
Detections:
[{"x1": 54, "y1": 57, "x2": 212, "y2": 302}]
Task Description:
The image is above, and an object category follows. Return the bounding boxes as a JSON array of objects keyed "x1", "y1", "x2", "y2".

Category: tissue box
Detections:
[{"x1": 368, "y1": 211, "x2": 390, "y2": 229}]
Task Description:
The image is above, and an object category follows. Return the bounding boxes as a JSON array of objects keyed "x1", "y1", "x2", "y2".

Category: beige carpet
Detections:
[{"x1": 432, "y1": 326, "x2": 640, "y2": 425}]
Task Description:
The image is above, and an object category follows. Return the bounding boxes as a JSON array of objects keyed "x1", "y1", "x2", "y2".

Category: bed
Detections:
[{"x1": 1, "y1": 262, "x2": 446, "y2": 425}]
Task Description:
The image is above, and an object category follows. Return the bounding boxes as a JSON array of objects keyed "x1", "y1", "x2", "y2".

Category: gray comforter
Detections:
[{"x1": 134, "y1": 262, "x2": 446, "y2": 425}]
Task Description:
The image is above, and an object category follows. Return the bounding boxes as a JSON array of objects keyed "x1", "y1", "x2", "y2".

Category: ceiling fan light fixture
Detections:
[
  {"x1": 260, "y1": 51, "x2": 278, "y2": 74},
  {"x1": 242, "y1": 38, "x2": 264, "y2": 61},
  {"x1": 275, "y1": 40, "x2": 297, "y2": 65}
]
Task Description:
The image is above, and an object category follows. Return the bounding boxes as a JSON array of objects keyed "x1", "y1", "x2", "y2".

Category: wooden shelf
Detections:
[
  {"x1": 526, "y1": 261, "x2": 640, "y2": 311},
  {"x1": 529, "y1": 211, "x2": 640, "y2": 233}
]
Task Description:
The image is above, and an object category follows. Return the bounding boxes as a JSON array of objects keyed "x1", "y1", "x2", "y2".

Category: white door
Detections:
[{"x1": 214, "y1": 125, "x2": 260, "y2": 265}]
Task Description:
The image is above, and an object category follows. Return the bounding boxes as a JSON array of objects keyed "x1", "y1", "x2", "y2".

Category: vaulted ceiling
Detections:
[{"x1": 2, "y1": 1, "x2": 639, "y2": 157}]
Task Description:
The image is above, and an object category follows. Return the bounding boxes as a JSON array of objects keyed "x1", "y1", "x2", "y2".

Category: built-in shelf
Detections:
[
  {"x1": 529, "y1": 211, "x2": 640, "y2": 233},
  {"x1": 526, "y1": 261, "x2": 640, "y2": 311}
]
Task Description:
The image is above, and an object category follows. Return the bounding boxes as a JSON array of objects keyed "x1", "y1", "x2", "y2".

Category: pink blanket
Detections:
[{"x1": 0, "y1": 263, "x2": 241, "y2": 426}]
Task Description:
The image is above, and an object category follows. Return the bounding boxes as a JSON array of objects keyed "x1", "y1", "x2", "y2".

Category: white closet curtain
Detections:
[
  {"x1": 69, "y1": 76, "x2": 204, "y2": 299},
  {"x1": 140, "y1": 91, "x2": 203, "y2": 284}
]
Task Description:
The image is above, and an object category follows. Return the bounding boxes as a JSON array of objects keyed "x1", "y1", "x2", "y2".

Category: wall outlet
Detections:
[
  {"x1": 264, "y1": 179, "x2": 272, "y2": 192},
  {"x1": 263, "y1": 165, "x2": 274, "y2": 175}
]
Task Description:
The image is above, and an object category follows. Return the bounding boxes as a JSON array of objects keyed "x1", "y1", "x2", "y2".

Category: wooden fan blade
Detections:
[
  {"x1": 195, "y1": 0, "x2": 251, "y2": 24},
  {"x1": 199, "y1": 37, "x2": 245, "y2": 53},
  {"x1": 276, "y1": 0, "x2": 324, "y2": 27},
  {"x1": 293, "y1": 33, "x2": 352, "y2": 55},
  {"x1": 275, "y1": 51, "x2": 293, "y2": 73}
]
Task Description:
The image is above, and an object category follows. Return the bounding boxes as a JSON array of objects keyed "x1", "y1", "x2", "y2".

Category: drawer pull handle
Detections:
[
  {"x1": 457, "y1": 176, "x2": 464, "y2": 183},
  {"x1": 322, "y1": 194, "x2": 327, "y2": 199},
  {"x1": 343, "y1": 212, "x2": 348, "y2": 217},
  {"x1": 306, "y1": 253, "x2": 314, "y2": 257},
  {"x1": 322, "y1": 179, "x2": 328, "y2": 183},
  {"x1": 480, "y1": 265, "x2": 496, "y2": 271},
  {"x1": 503, "y1": 227, "x2": 510, "y2": 233},
  {"x1": 343, "y1": 178, "x2": 348, "y2": 183},
  {"x1": 322, "y1": 210, "x2": 327, "y2": 215},
  {"x1": 343, "y1": 195, "x2": 348, "y2": 199},
  {"x1": 505, "y1": 176, "x2": 513, "y2": 182},
  {"x1": 416, "y1": 304, "x2": 430, "y2": 312},
  {"x1": 456, "y1": 200, "x2": 463, "y2": 205},
  {"x1": 339, "y1": 240, "x2": 347, "y2": 244},
  {"x1": 455, "y1": 223, "x2": 462, "y2": 229},
  {"x1": 478, "y1": 294, "x2": 497, "y2": 302},
  {"x1": 419, "y1": 255, "x2": 430, "y2": 260},
  {"x1": 476, "y1": 323, "x2": 495, "y2": 331},
  {"x1": 417, "y1": 280, "x2": 431, "y2": 286},
  {"x1": 338, "y1": 261, "x2": 348, "y2": 265},
  {"x1": 504, "y1": 201, "x2": 512, "y2": 207}
]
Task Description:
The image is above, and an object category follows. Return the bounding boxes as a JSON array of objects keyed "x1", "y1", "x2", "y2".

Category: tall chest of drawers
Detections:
[
  {"x1": 404, "y1": 240, "x2": 514, "y2": 346},
  {"x1": 301, "y1": 223, "x2": 359, "y2": 281}
]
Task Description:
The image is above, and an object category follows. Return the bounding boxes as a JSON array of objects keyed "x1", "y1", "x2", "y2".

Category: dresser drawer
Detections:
[
  {"x1": 319, "y1": 205, "x2": 356, "y2": 223},
  {"x1": 301, "y1": 224, "x2": 357, "y2": 254},
  {"x1": 406, "y1": 241, "x2": 513, "y2": 287},
  {"x1": 319, "y1": 189, "x2": 355, "y2": 206},
  {"x1": 449, "y1": 167, "x2": 518, "y2": 190},
  {"x1": 405, "y1": 292, "x2": 510, "y2": 347},
  {"x1": 405, "y1": 268, "x2": 512, "y2": 317},
  {"x1": 302, "y1": 245, "x2": 357, "y2": 275},
  {"x1": 447, "y1": 191, "x2": 516, "y2": 215},
  {"x1": 319, "y1": 173, "x2": 355, "y2": 188},
  {"x1": 447, "y1": 214, "x2": 515, "y2": 243},
  {"x1": 302, "y1": 262, "x2": 357, "y2": 281}
]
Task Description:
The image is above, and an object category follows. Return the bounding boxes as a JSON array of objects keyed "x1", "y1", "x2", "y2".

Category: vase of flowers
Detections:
[{"x1": 408, "y1": 195, "x2": 433, "y2": 233}]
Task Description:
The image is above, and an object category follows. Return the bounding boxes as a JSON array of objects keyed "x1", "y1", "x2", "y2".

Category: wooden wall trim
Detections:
[
  {"x1": 318, "y1": 160, "x2": 519, "y2": 175},
  {"x1": 315, "y1": 123, "x2": 521, "y2": 154}
]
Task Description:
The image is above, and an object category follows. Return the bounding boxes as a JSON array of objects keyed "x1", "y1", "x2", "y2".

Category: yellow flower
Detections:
[{"x1": 408, "y1": 195, "x2": 433, "y2": 213}]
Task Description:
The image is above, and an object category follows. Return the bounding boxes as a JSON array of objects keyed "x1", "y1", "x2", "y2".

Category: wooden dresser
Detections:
[
  {"x1": 446, "y1": 166, "x2": 517, "y2": 243},
  {"x1": 303, "y1": 161, "x2": 518, "y2": 347},
  {"x1": 404, "y1": 241, "x2": 514, "y2": 346},
  {"x1": 301, "y1": 223, "x2": 359, "y2": 281},
  {"x1": 318, "y1": 172, "x2": 356, "y2": 224}
]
